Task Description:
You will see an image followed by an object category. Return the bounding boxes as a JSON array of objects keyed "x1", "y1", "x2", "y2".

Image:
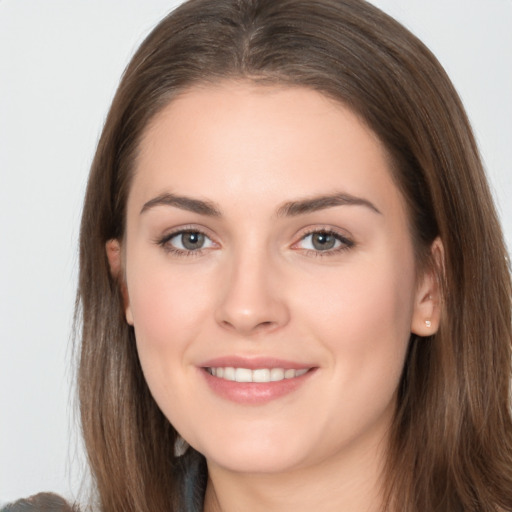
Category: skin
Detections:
[{"x1": 108, "y1": 82, "x2": 440, "y2": 512}]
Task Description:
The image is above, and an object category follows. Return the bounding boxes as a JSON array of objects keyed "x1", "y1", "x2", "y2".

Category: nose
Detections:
[{"x1": 214, "y1": 248, "x2": 290, "y2": 336}]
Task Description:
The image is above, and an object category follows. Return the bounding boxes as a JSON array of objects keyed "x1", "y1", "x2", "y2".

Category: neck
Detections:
[{"x1": 203, "y1": 433, "x2": 388, "y2": 512}]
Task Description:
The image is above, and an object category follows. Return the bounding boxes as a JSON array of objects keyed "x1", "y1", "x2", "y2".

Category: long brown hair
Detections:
[{"x1": 76, "y1": 0, "x2": 512, "y2": 510}]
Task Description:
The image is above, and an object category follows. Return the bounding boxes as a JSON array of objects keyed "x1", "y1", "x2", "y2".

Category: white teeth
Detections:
[
  {"x1": 235, "y1": 368, "x2": 252, "y2": 382},
  {"x1": 270, "y1": 368, "x2": 284, "y2": 381},
  {"x1": 223, "y1": 367, "x2": 235, "y2": 381},
  {"x1": 252, "y1": 369, "x2": 270, "y2": 382},
  {"x1": 207, "y1": 367, "x2": 309, "y2": 383}
]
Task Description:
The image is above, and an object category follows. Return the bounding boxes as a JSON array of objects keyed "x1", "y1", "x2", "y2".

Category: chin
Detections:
[
  {"x1": 194, "y1": 428, "x2": 311, "y2": 474},
  {"x1": 205, "y1": 446, "x2": 307, "y2": 474}
]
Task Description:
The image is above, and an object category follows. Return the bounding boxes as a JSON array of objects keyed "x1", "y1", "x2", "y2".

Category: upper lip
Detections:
[{"x1": 200, "y1": 356, "x2": 314, "y2": 370}]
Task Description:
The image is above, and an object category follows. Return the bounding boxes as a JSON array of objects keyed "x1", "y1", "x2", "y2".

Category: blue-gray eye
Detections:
[
  {"x1": 311, "y1": 232, "x2": 337, "y2": 250},
  {"x1": 169, "y1": 231, "x2": 213, "y2": 251},
  {"x1": 298, "y1": 231, "x2": 350, "y2": 251}
]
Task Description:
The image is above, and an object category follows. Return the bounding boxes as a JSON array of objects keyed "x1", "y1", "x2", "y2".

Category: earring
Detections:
[
  {"x1": 425, "y1": 320, "x2": 432, "y2": 328},
  {"x1": 174, "y1": 434, "x2": 189, "y2": 457}
]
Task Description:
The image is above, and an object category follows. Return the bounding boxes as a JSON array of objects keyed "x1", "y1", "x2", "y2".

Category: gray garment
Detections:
[{"x1": 1, "y1": 493, "x2": 76, "y2": 512}]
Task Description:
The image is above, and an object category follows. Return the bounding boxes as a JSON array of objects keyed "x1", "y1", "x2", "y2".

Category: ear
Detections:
[
  {"x1": 105, "y1": 239, "x2": 133, "y2": 325},
  {"x1": 410, "y1": 237, "x2": 444, "y2": 337}
]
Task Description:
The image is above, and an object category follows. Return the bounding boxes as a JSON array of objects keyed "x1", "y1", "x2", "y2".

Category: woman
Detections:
[{"x1": 43, "y1": 0, "x2": 512, "y2": 510}]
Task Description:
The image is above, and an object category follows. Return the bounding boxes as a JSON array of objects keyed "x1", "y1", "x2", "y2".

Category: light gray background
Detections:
[{"x1": 1, "y1": 0, "x2": 511, "y2": 504}]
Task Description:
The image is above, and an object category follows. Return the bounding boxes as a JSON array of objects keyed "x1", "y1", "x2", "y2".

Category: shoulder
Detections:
[{"x1": 1, "y1": 493, "x2": 78, "y2": 512}]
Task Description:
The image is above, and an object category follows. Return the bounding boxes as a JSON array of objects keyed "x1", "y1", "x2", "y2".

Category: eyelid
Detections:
[
  {"x1": 154, "y1": 224, "x2": 354, "y2": 257},
  {"x1": 291, "y1": 226, "x2": 355, "y2": 255},
  {"x1": 155, "y1": 224, "x2": 219, "y2": 255}
]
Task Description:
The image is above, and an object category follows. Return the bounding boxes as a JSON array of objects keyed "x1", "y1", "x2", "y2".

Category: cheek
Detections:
[
  {"x1": 302, "y1": 252, "x2": 413, "y2": 324},
  {"x1": 127, "y1": 260, "x2": 213, "y2": 345},
  {"x1": 294, "y1": 250, "x2": 416, "y2": 390},
  {"x1": 293, "y1": 255, "x2": 416, "y2": 448},
  {"x1": 125, "y1": 257, "x2": 217, "y2": 405},
  {"x1": 125, "y1": 260, "x2": 219, "y2": 430}
]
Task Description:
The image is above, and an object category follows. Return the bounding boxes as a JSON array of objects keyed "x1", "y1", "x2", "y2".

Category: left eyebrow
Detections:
[{"x1": 276, "y1": 192, "x2": 382, "y2": 217}]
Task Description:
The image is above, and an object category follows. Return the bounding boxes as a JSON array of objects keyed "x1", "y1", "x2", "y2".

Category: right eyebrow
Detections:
[{"x1": 140, "y1": 193, "x2": 222, "y2": 217}]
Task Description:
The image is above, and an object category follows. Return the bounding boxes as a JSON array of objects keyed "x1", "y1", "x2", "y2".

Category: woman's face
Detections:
[{"x1": 120, "y1": 82, "x2": 435, "y2": 475}]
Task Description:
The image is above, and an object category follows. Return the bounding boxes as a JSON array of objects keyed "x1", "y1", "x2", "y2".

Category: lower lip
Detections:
[{"x1": 200, "y1": 368, "x2": 315, "y2": 404}]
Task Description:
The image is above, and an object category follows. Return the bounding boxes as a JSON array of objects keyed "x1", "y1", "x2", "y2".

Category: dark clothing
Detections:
[{"x1": 1, "y1": 493, "x2": 77, "y2": 512}]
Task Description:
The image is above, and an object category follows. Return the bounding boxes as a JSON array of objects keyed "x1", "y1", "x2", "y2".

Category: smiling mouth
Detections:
[{"x1": 205, "y1": 367, "x2": 310, "y2": 383}]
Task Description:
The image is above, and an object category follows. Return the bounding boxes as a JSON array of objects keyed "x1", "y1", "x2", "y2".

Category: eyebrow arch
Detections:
[
  {"x1": 140, "y1": 191, "x2": 380, "y2": 217},
  {"x1": 140, "y1": 193, "x2": 222, "y2": 216},
  {"x1": 276, "y1": 192, "x2": 381, "y2": 217}
]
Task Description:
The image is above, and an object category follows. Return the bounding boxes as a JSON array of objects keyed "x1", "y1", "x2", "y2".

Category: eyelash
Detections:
[
  {"x1": 156, "y1": 227, "x2": 355, "y2": 257},
  {"x1": 156, "y1": 227, "x2": 215, "y2": 257},
  {"x1": 294, "y1": 228, "x2": 355, "y2": 257}
]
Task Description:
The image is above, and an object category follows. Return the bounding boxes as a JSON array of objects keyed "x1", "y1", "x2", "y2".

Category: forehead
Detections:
[{"x1": 130, "y1": 81, "x2": 403, "y2": 219}]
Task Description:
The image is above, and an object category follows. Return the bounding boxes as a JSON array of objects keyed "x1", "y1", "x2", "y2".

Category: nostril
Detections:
[
  {"x1": 253, "y1": 320, "x2": 279, "y2": 333},
  {"x1": 220, "y1": 320, "x2": 235, "y2": 330},
  {"x1": 219, "y1": 318, "x2": 277, "y2": 335}
]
